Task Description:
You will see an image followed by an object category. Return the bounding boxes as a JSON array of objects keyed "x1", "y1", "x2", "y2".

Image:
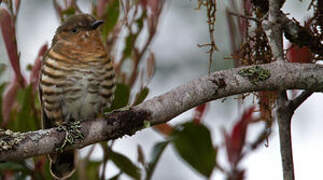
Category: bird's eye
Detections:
[{"x1": 71, "y1": 28, "x2": 78, "y2": 33}]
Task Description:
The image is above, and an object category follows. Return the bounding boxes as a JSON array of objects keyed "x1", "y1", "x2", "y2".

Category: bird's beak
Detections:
[{"x1": 91, "y1": 20, "x2": 104, "y2": 29}]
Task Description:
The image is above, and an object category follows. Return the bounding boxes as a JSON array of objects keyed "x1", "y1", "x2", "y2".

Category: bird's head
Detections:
[{"x1": 51, "y1": 14, "x2": 106, "y2": 59}]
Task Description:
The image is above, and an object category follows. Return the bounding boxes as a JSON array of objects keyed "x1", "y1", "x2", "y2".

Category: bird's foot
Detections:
[{"x1": 56, "y1": 121, "x2": 84, "y2": 152}]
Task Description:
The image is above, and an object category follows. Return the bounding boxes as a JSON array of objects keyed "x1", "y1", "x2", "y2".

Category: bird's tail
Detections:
[{"x1": 49, "y1": 150, "x2": 76, "y2": 179}]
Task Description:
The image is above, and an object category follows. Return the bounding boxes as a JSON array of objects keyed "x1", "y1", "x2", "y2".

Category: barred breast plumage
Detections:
[
  {"x1": 40, "y1": 49, "x2": 115, "y2": 125},
  {"x1": 39, "y1": 14, "x2": 115, "y2": 179}
]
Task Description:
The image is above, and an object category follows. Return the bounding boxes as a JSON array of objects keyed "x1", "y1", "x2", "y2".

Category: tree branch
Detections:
[
  {"x1": 276, "y1": 91, "x2": 295, "y2": 180},
  {"x1": 1, "y1": 61, "x2": 323, "y2": 161},
  {"x1": 262, "y1": 0, "x2": 285, "y2": 61},
  {"x1": 288, "y1": 90, "x2": 313, "y2": 111},
  {"x1": 262, "y1": 1, "x2": 298, "y2": 179}
]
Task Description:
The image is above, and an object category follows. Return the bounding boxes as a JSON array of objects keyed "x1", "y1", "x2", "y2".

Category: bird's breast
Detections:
[{"x1": 40, "y1": 51, "x2": 115, "y2": 124}]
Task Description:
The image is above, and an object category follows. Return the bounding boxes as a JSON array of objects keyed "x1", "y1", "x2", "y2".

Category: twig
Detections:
[
  {"x1": 228, "y1": 11, "x2": 260, "y2": 23},
  {"x1": 288, "y1": 90, "x2": 313, "y2": 111}
]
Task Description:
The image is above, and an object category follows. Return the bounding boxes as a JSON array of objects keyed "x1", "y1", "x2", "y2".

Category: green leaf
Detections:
[
  {"x1": 146, "y1": 141, "x2": 169, "y2": 180},
  {"x1": 61, "y1": 7, "x2": 76, "y2": 17},
  {"x1": 8, "y1": 85, "x2": 39, "y2": 131},
  {"x1": 123, "y1": 34, "x2": 136, "y2": 58},
  {"x1": 0, "y1": 161, "x2": 31, "y2": 176},
  {"x1": 86, "y1": 160, "x2": 101, "y2": 179},
  {"x1": 136, "y1": 11, "x2": 146, "y2": 31},
  {"x1": 108, "y1": 83, "x2": 130, "y2": 111},
  {"x1": 102, "y1": 0, "x2": 120, "y2": 40},
  {"x1": 133, "y1": 87, "x2": 149, "y2": 106},
  {"x1": 109, "y1": 149, "x2": 141, "y2": 180},
  {"x1": 0, "y1": 82, "x2": 7, "y2": 124},
  {"x1": 109, "y1": 172, "x2": 122, "y2": 180},
  {"x1": 171, "y1": 122, "x2": 216, "y2": 177},
  {"x1": 0, "y1": 63, "x2": 6, "y2": 76}
]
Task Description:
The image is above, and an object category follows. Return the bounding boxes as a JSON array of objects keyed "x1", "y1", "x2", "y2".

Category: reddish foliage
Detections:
[
  {"x1": 193, "y1": 103, "x2": 209, "y2": 124},
  {"x1": 0, "y1": 8, "x2": 26, "y2": 87},
  {"x1": 146, "y1": 0, "x2": 164, "y2": 33},
  {"x1": 34, "y1": 157, "x2": 46, "y2": 171},
  {"x1": 1, "y1": 79, "x2": 20, "y2": 127},
  {"x1": 29, "y1": 44, "x2": 48, "y2": 93},
  {"x1": 96, "y1": 0, "x2": 110, "y2": 17},
  {"x1": 146, "y1": 52, "x2": 155, "y2": 84},
  {"x1": 153, "y1": 123, "x2": 174, "y2": 136},
  {"x1": 224, "y1": 106, "x2": 255, "y2": 166},
  {"x1": 15, "y1": 0, "x2": 21, "y2": 13},
  {"x1": 286, "y1": 44, "x2": 312, "y2": 63}
]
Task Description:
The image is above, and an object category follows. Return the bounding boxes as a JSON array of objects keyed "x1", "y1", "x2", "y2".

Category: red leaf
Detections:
[
  {"x1": 1, "y1": 79, "x2": 20, "y2": 127},
  {"x1": 29, "y1": 43, "x2": 48, "y2": 93},
  {"x1": 153, "y1": 123, "x2": 174, "y2": 136},
  {"x1": 286, "y1": 44, "x2": 312, "y2": 63},
  {"x1": 224, "y1": 106, "x2": 255, "y2": 166},
  {"x1": 147, "y1": 0, "x2": 164, "y2": 32},
  {"x1": 193, "y1": 103, "x2": 209, "y2": 124},
  {"x1": 96, "y1": 0, "x2": 110, "y2": 17},
  {"x1": 146, "y1": 52, "x2": 155, "y2": 84},
  {"x1": 0, "y1": 8, "x2": 26, "y2": 87},
  {"x1": 15, "y1": 0, "x2": 21, "y2": 14}
]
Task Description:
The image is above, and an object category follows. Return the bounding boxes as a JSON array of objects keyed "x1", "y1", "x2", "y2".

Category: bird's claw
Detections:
[{"x1": 56, "y1": 121, "x2": 84, "y2": 152}]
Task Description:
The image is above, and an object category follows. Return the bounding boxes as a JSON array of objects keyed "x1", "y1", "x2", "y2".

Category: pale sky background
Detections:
[{"x1": 1, "y1": 0, "x2": 322, "y2": 180}]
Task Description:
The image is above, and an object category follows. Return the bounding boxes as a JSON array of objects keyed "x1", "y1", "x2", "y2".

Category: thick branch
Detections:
[
  {"x1": 276, "y1": 91, "x2": 295, "y2": 180},
  {"x1": 1, "y1": 61, "x2": 323, "y2": 161}
]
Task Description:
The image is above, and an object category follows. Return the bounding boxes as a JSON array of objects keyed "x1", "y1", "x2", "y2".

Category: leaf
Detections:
[
  {"x1": 224, "y1": 106, "x2": 255, "y2": 166},
  {"x1": 146, "y1": 52, "x2": 155, "y2": 83},
  {"x1": 0, "y1": 161, "x2": 31, "y2": 176},
  {"x1": 61, "y1": 7, "x2": 76, "y2": 17},
  {"x1": 146, "y1": 141, "x2": 169, "y2": 180},
  {"x1": 123, "y1": 34, "x2": 136, "y2": 58},
  {"x1": 85, "y1": 160, "x2": 101, "y2": 180},
  {"x1": 102, "y1": 0, "x2": 120, "y2": 40},
  {"x1": 0, "y1": 82, "x2": 7, "y2": 124},
  {"x1": 7, "y1": 85, "x2": 39, "y2": 131},
  {"x1": 171, "y1": 122, "x2": 216, "y2": 177},
  {"x1": 1, "y1": 80, "x2": 19, "y2": 126},
  {"x1": 109, "y1": 172, "x2": 122, "y2": 180},
  {"x1": 133, "y1": 87, "x2": 149, "y2": 106},
  {"x1": 153, "y1": 123, "x2": 174, "y2": 136},
  {"x1": 29, "y1": 43, "x2": 48, "y2": 93},
  {"x1": 109, "y1": 83, "x2": 130, "y2": 111},
  {"x1": 193, "y1": 103, "x2": 209, "y2": 124},
  {"x1": 0, "y1": 8, "x2": 26, "y2": 86},
  {"x1": 109, "y1": 149, "x2": 141, "y2": 180},
  {"x1": 0, "y1": 63, "x2": 6, "y2": 76},
  {"x1": 286, "y1": 44, "x2": 312, "y2": 63},
  {"x1": 96, "y1": 0, "x2": 109, "y2": 17},
  {"x1": 137, "y1": 144, "x2": 145, "y2": 166}
]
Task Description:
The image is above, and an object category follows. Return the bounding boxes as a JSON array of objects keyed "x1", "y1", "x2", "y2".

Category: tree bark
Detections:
[{"x1": 1, "y1": 61, "x2": 323, "y2": 161}]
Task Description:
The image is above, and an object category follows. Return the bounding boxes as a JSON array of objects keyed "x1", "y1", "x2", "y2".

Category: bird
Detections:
[{"x1": 39, "y1": 14, "x2": 115, "y2": 179}]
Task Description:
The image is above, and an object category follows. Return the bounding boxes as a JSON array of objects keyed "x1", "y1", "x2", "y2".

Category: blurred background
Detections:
[{"x1": 1, "y1": 0, "x2": 322, "y2": 179}]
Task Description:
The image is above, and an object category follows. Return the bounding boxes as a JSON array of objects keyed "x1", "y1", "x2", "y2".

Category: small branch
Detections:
[
  {"x1": 288, "y1": 90, "x2": 313, "y2": 111},
  {"x1": 228, "y1": 11, "x2": 260, "y2": 23},
  {"x1": 1, "y1": 62, "x2": 323, "y2": 161},
  {"x1": 280, "y1": 14, "x2": 323, "y2": 57}
]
